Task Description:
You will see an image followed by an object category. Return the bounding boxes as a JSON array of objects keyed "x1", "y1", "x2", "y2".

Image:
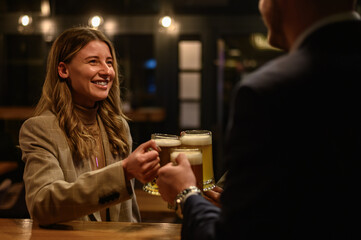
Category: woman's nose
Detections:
[{"x1": 99, "y1": 62, "x2": 112, "y2": 75}]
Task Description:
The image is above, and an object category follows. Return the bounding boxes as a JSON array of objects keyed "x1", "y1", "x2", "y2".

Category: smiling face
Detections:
[{"x1": 58, "y1": 40, "x2": 115, "y2": 108}]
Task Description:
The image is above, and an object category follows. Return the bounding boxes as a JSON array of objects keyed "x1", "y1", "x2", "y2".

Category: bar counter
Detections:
[{"x1": 0, "y1": 218, "x2": 181, "y2": 240}]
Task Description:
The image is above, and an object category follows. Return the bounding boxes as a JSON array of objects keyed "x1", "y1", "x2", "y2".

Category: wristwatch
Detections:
[{"x1": 174, "y1": 186, "x2": 201, "y2": 216}]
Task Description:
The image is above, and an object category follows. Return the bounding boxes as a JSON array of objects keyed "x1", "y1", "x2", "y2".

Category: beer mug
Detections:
[
  {"x1": 180, "y1": 130, "x2": 215, "y2": 191},
  {"x1": 170, "y1": 148, "x2": 203, "y2": 191},
  {"x1": 143, "y1": 133, "x2": 181, "y2": 196}
]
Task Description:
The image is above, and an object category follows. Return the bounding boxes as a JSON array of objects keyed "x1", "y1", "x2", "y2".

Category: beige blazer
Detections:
[{"x1": 19, "y1": 110, "x2": 140, "y2": 225}]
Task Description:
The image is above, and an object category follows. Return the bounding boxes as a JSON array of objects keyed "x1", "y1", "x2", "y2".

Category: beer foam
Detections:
[
  {"x1": 171, "y1": 151, "x2": 202, "y2": 165},
  {"x1": 180, "y1": 134, "x2": 212, "y2": 145},
  {"x1": 154, "y1": 138, "x2": 181, "y2": 147}
]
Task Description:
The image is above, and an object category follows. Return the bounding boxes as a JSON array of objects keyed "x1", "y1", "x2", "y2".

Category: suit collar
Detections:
[{"x1": 291, "y1": 11, "x2": 361, "y2": 53}]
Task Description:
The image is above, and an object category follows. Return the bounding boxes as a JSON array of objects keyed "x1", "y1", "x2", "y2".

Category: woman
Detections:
[{"x1": 19, "y1": 27, "x2": 160, "y2": 225}]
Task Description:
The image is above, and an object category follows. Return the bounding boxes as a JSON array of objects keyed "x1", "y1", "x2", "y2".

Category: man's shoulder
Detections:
[{"x1": 240, "y1": 51, "x2": 311, "y2": 92}]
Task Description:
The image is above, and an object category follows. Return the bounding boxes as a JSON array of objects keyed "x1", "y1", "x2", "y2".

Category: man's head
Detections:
[{"x1": 259, "y1": 0, "x2": 357, "y2": 50}]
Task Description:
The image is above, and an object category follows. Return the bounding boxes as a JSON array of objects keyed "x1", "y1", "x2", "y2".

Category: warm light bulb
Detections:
[
  {"x1": 161, "y1": 16, "x2": 172, "y2": 28},
  {"x1": 90, "y1": 16, "x2": 102, "y2": 28},
  {"x1": 20, "y1": 15, "x2": 31, "y2": 26}
]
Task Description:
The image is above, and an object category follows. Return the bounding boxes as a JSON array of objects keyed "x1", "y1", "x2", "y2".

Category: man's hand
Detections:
[{"x1": 156, "y1": 153, "x2": 196, "y2": 204}]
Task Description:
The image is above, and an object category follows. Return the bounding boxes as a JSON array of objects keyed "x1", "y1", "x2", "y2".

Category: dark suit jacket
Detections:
[{"x1": 182, "y1": 20, "x2": 361, "y2": 240}]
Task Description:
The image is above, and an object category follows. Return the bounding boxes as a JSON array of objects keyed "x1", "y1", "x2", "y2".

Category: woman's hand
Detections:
[
  {"x1": 203, "y1": 186, "x2": 223, "y2": 208},
  {"x1": 122, "y1": 140, "x2": 160, "y2": 183}
]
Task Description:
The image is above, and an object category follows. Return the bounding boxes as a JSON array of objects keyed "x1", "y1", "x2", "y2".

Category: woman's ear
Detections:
[{"x1": 58, "y1": 62, "x2": 69, "y2": 79}]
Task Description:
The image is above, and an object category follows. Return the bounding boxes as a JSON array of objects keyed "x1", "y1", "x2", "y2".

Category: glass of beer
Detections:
[
  {"x1": 170, "y1": 148, "x2": 203, "y2": 191},
  {"x1": 180, "y1": 130, "x2": 215, "y2": 191},
  {"x1": 143, "y1": 133, "x2": 181, "y2": 196}
]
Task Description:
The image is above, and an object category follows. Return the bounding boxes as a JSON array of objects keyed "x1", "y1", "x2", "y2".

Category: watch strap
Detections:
[{"x1": 175, "y1": 186, "x2": 201, "y2": 212}]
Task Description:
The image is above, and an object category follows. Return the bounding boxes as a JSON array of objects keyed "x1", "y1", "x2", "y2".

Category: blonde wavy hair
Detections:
[{"x1": 34, "y1": 27, "x2": 130, "y2": 160}]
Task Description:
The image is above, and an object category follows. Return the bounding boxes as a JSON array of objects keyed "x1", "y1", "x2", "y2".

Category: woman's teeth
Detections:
[{"x1": 93, "y1": 81, "x2": 108, "y2": 86}]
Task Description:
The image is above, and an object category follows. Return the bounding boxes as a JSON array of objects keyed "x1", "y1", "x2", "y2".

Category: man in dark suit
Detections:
[{"x1": 157, "y1": 0, "x2": 361, "y2": 239}]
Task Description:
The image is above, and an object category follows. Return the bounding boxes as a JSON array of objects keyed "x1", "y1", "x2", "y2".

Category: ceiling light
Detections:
[
  {"x1": 89, "y1": 15, "x2": 103, "y2": 28},
  {"x1": 160, "y1": 16, "x2": 172, "y2": 28},
  {"x1": 19, "y1": 15, "x2": 32, "y2": 27}
]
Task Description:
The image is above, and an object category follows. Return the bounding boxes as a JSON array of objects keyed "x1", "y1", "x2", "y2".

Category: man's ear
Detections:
[{"x1": 58, "y1": 62, "x2": 69, "y2": 79}]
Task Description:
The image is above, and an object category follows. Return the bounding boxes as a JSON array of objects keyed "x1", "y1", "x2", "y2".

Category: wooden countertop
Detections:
[
  {"x1": 0, "y1": 218, "x2": 181, "y2": 240},
  {"x1": 0, "y1": 106, "x2": 166, "y2": 122}
]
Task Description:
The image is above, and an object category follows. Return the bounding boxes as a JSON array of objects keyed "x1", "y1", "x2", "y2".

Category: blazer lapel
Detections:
[{"x1": 97, "y1": 115, "x2": 121, "y2": 221}]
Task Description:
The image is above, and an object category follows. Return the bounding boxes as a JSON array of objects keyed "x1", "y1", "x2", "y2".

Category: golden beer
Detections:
[
  {"x1": 143, "y1": 133, "x2": 181, "y2": 196},
  {"x1": 180, "y1": 130, "x2": 215, "y2": 191},
  {"x1": 170, "y1": 148, "x2": 203, "y2": 191}
]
